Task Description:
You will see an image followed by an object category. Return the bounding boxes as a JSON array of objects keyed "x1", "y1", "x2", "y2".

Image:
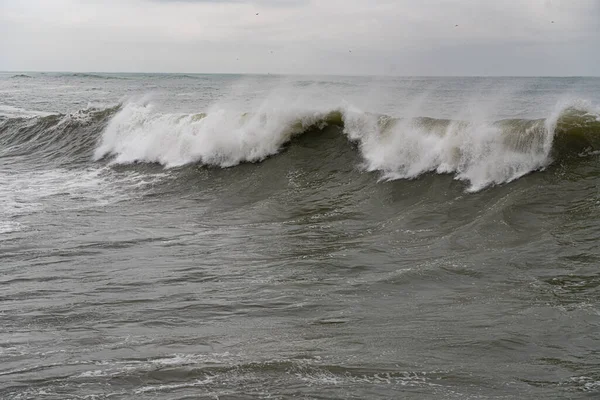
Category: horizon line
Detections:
[{"x1": 2, "y1": 70, "x2": 600, "y2": 79}]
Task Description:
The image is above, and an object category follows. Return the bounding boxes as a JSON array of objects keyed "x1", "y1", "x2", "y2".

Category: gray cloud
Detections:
[{"x1": 0, "y1": 0, "x2": 598, "y2": 75}]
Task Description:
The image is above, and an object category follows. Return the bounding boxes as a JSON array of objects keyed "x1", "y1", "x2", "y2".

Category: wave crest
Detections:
[{"x1": 94, "y1": 102, "x2": 342, "y2": 167}]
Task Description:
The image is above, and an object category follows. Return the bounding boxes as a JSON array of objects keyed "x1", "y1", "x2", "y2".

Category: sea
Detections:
[{"x1": 1, "y1": 72, "x2": 600, "y2": 399}]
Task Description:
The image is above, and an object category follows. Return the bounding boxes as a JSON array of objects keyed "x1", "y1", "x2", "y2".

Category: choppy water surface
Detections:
[{"x1": 1, "y1": 72, "x2": 600, "y2": 399}]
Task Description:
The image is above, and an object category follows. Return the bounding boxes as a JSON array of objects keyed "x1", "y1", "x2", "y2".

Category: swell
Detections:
[
  {"x1": 46, "y1": 73, "x2": 129, "y2": 80},
  {"x1": 2, "y1": 101, "x2": 599, "y2": 190},
  {"x1": 7, "y1": 72, "x2": 128, "y2": 80},
  {"x1": 0, "y1": 355, "x2": 443, "y2": 398}
]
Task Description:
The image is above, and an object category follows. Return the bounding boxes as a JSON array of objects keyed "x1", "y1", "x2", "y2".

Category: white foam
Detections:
[
  {"x1": 0, "y1": 221, "x2": 23, "y2": 235},
  {"x1": 71, "y1": 353, "x2": 234, "y2": 380},
  {"x1": 148, "y1": 353, "x2": 230, "y2": 366},
  {"x1": 134, "y1": 377, "x2": 215, "y2": 394},
  {"x1": 568, "y1": 376, "x2": 600, "y2": 391},
  {"x1": 294, "y1": 367, "x2": 437, "y2": 388}
]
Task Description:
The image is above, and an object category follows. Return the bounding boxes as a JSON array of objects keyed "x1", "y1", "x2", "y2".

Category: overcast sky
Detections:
[{"x1": 1, "y1": 0, "x2": 599, "y2": 75}]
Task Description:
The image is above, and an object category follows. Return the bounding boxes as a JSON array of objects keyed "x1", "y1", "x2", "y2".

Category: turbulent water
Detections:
[{"x1": 1, "y1": 72, "x2": 600, "y2": 399}]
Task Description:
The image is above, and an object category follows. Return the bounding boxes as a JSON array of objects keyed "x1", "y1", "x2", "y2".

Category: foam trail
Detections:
[
  {"x1": 0, "y1": 167, "x2": 166, "y2": 234},
  {"x1": 0, "y1": 104, "x2": 53, "y2": 118}
]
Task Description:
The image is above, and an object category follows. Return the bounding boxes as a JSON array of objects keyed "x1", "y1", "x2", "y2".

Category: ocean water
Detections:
[{"x1": 1, "y1": 72, "x2": 600, "y2": 399}]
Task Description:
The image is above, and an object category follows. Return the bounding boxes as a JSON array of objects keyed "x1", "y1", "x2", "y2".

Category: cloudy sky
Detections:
[{"x1": 1, "y1": 0, "x2": 599, "y2": 75}]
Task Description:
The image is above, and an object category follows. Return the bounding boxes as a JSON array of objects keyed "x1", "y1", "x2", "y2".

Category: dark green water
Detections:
[{"x1": 1, "y1": 73, "x2": 600, "y2": 399}]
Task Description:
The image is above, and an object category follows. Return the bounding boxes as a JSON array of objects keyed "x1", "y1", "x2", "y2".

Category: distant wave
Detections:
[
  {"x1": 10, "y1": 74, "x2": 33, "y2": 79},
  {"x1": 57, "y1": 73, "x2": 128, "y2": 80},
  {"x1": 162, "y1": 74, "x2": 210, "y2": 80},
  {"x1": 1, "y1": 99, "x2": 599, "y2": 191}
]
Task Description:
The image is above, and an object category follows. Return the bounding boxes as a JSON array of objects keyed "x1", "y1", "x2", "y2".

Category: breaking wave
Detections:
[
  {"x1": 93, "y1": 100, "x2": 600, "y2": 191},
  {"x1": 56, "y1": 72, "x2": 128, "y2": 80},
  {"x1": 1, "y1": 99, "x2": 599, "y2": 191}
]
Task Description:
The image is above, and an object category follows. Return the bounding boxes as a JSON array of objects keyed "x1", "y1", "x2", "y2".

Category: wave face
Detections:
[
  {"x1": 0, "y1": 106, "x2": 119, "y2": 165},
  {"x1": 93, "y1": 99, "x2": 600, "y2": 191}
]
